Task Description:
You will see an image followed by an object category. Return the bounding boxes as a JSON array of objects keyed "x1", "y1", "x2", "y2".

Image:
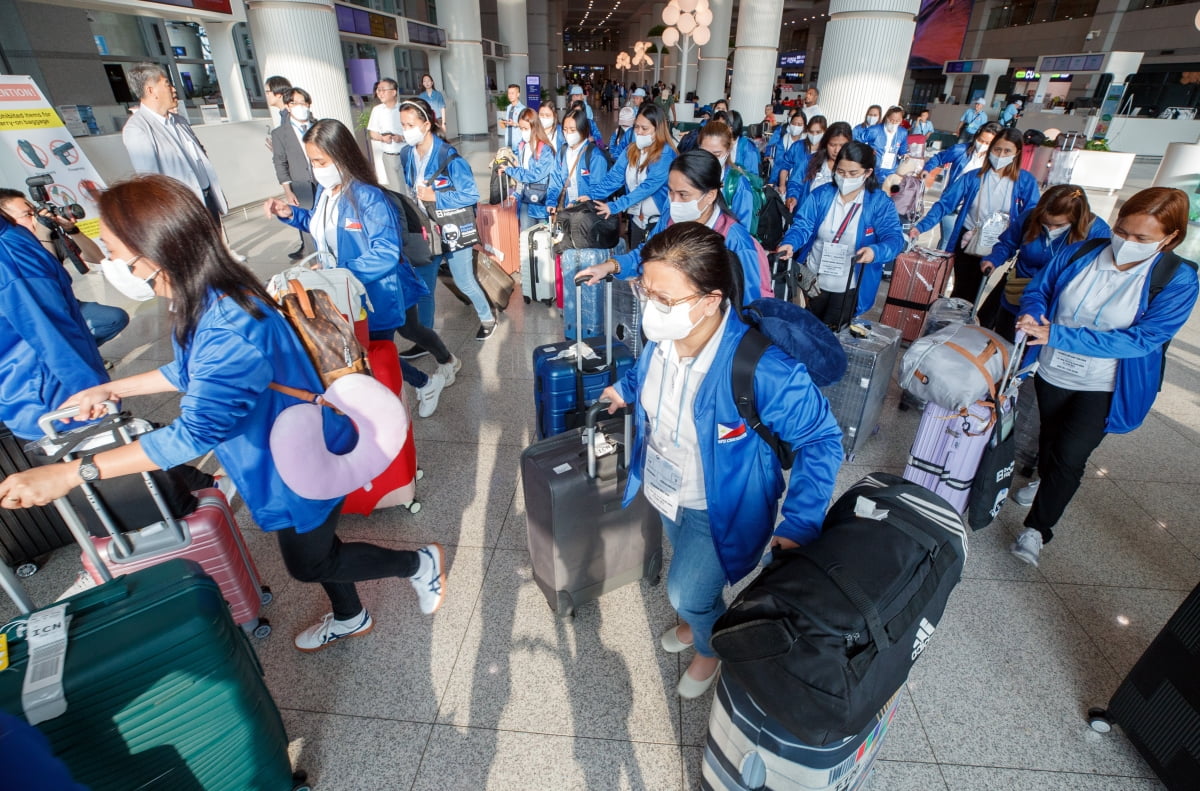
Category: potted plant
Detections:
[
  {"x1": 495, "y1": 92, "x2": 511, "y2": 138},
  {"x1": 556, "y1": 85, "x2": 568, "y2": 111}
]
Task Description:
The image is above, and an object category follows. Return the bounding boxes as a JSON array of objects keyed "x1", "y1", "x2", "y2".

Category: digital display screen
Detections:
[
  {"x1": 334, "y1": 3, "x2": 399, "y2": 40},
  {"x1": 778, "y1": 51, "x2": 806, "y2": 68},
  {"x1": 1085, "y1": 54, "x2": 1104, "y2": 71}
]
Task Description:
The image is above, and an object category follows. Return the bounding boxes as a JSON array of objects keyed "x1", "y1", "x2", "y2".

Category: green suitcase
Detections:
[{"x1": 0, "y1": 558, "x2": 308, "y2": 791}]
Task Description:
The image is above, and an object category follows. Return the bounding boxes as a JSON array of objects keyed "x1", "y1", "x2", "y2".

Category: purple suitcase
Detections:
[{"x1": 904, "y1": 400, "x2": 997, "y2": 513}]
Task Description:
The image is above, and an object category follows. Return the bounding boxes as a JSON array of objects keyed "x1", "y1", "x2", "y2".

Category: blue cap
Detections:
[{"x1": 570, "y1": 85, "x2": 584, "y2": 95}]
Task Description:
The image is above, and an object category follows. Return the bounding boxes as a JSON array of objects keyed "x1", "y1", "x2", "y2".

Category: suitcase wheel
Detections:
[
  {"x1": 1087, "y1": 707, "x2": 1113, "y2": 734},
  {"x1": 14, "y1": 561, "x2": 38, "y2": 578},
  {"x1": 417, "y1": 469, "x2": 425, "y2": 481},
  {"x1": 292, "y1": 770, "x2": 311, "y2": 791},
  {"x1": 260, "y1": 586, "x2": 274, "y2": 606},
  {"x1": 405, "y1": 501, "x2": 422, "y2": 514},
  {"x1": 252, "y1": 619, "x2": 272, "y2": 639},
  {"x1": 524, "y1": 296, "x2": 532, "y2": 304},
  {"x1": 555, "y1": 591, "x2": 575, "y2": 619}
]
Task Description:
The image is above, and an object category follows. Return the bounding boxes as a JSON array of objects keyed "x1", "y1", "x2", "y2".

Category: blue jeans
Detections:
[
  {"x1": 661, "y1": 507, "x2": 727, "y2": 658},
  {"x1": 79, "y1": 301, "x2": 129, "y2": 347},
  {"x1": 436, "y1": 246, "x2": 494, "y2": 323},
  {"x1": 413, "y1": 261, "x2": 438, "y2": 329}
]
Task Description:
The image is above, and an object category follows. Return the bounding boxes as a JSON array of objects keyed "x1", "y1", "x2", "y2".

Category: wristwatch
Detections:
[
  {"x1": 78, "y1": 454, "x2": 101, "y2": 483},
  {"x1": 608, "y1": 258, "x2": 621, "y2": 276}
]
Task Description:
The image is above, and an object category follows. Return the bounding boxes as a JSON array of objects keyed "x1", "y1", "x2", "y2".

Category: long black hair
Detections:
[
  {"x1": 640, "y1": 221, "x2": 741, "y2": 309},
  {"x1": 302, "y1": 119, "x2": 378, "y2": 188},
  {"x1": 836, "y1": 141, "x2": 881, "y2": 192}
]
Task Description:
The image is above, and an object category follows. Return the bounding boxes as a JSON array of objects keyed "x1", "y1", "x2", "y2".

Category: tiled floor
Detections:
[{"x1": 3, "y1": 126, "x2": 1196, "y2": 790}]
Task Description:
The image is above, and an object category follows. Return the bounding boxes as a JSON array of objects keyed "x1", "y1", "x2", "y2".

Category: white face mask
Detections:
[
  {"x1": 975, "y1": 141, "x2": 989, "y2": 153},
  {"x1": 641, "y1": 298, "x2": 703, "y2": 342},
  {"x1": 101, "y1": 257, "x2": 158, "y2": 302},
  {"x1": 402, "y1": 127, "x2": 426, "y2": 147},
  {"x1": 669, "y1": 195, "x2": 711, "y2": 224},
  {"x1": 834, "y1": 173, "x2": 866, "y2": 195},
  {"x1": 1111, "y1": 234, "x2": 1167, "y2": 267},
  {"x1": 866, "y1": 115, "x2": 879, "y2": 125},
  {"x1": 312, "y1": 164, "x2": 342, "y2": 190},
  {"x1": 565, "y1": 131, "x2": 583, "y2": 147},
  {"x1": 808, "y1": 132, "x2": 823, "y2": 145},
  {"x1": 290, "y1": 106, "x2": 311, "y2": 122},
  {"x1": 539, "y1": 116, "x2": 554, "y2": 130},
  {"x1": 1044, "y1": 224, "x2": 1070, "y2": 240},
  {"x1": 520, "y1": 128, "x2": 532, "y2": 144},
  {"x1": 884, "y1": 123, "x2": 898, "y2": 133},
  {"x1": 788, "y1": 124, "x2": 804, "y2": 137},
  {"x1": 989, "y1": 153, "x2": 1015, "y2": 171},
  {"x1": 717, "y1": 153, "x2": 729, "y2": 168},
  {"x1": 635, "y1": 133, "x2": 654, "y2": 150}
]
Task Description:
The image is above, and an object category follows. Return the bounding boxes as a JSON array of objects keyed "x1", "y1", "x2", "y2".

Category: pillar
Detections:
[
  {"x1": 696, "y1": 0, "x2": 732, "y2": 104},
  {"x1": 547, "y1": 0, "x2": 565, "y2": 90},
  {"x1": 436, "y1": 0, "x2": 488, "y2": 136},
  {"x1": 527, "y1": 0, "x2": 549, "y2": 94},
  {"x1": 729, "y1": 0, "x2": 784, "y2": 121},
  {"x1": 245, "y1": 0, "x2": 353, "y2": 128},
  {"x1": 205, "y1": 21, "x2": 251, "y2": 122},
  {"x1": 377, "y1": 44, "x2": 398, "y2": 83},
  {"x1": 817, "y1": 0, "x2": 920, "y2": 126},
  {"x1": 497, "y1": 0, "x2": 529, "y2": 94}
]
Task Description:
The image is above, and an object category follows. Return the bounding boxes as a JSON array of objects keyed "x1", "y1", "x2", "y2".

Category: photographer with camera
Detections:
[{"x1": 1, "y1": 187, "x2": 129, "y2": 350}]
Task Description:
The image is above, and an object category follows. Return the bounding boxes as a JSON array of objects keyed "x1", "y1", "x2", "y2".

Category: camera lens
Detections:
[{"x1": 66, "y1": 204, "x2": 85, "y2": 221}]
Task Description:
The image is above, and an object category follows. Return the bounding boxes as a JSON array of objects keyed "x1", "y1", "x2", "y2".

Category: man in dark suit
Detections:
[{"x1": 271, "y1": 87, "x2": 317, "y2": 260}]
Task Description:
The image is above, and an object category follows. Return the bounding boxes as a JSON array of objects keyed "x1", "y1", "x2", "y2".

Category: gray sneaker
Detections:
[
  {"x1": 415, "y1": 371, "x2": 447, "y2": 418},
  {"x1": 1010, "y1": 527, "x2": 1044, "y2": 567},
  {"x1": 1012, "y1": 480, "x2": 1040, "y2": 507}
]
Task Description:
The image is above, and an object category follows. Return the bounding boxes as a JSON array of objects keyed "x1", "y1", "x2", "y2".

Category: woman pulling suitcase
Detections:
[
  {"x1": 0, "y1": 175, "x2": 447, "y2": 652},
  {"x1": 599, "y1": 222, "x2": 844, "y2": 698}
]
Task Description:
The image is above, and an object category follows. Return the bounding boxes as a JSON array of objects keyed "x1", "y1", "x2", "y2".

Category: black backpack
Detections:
[
  {"x1": 710, "y1": 472, "x2": 967, "y2": 746},
  {"x1": 755, "y1": 185, "x2": 791, "y2": 251}
]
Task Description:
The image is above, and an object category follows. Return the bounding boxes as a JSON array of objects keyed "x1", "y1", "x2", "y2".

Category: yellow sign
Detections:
[{"x1": 0, "y1": 108, "x2": 63, "y2": 131}]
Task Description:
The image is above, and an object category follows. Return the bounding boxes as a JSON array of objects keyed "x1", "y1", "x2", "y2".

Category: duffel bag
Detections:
[
  {"x1": 553, "y1": 200, "x2": 621, "y2": 253},
  {"x1": 898, "y1": 322, "x2": 1012, "y2": 411},
  {"x1": 710, "y1": 472, "x2": 967, "y2": 746}
]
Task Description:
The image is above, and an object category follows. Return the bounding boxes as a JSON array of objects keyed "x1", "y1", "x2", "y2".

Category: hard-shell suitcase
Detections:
[
  {"x1": 611, "y1": 276, "x2": 644, "y2": 358},
  {"x1": 0, "y1": 425, "x2": 73, "y2": 577},
  {"x1": 904, "y1": 400, "x2": 995, "y2": 514},
  {"x1": 522, "y1": 401, "x2": 662, "y2": 617},
  {"x1": 559, "y1": 246, "x2": 613, "y2": 341},
  {"x1": 521, "y1": 222, "x2": 556, "y2": 304},
  {"x1": 1087, "y1": 581, "x2": 1200, "y2": 791},
  {"x1": 879, "y1": 247, "x2": 953, "y2": 343},
  {"x1": 533, "y1": 276, "x2": 635, "y2": 440},
  {"x1": 343, "y1": 339, "x2": 421, "y2": 515},
  {"x1": 818, "y1": 323, "x2": 901, "y2": 461},
  {"x1": 701, "y1": 674, "x2": 900, "y2": 791},
  {"x1": 0, "y1": 558, "x2": 307, "y2": 791},
  {"x1": 475, "y1": 196, "x2": 521, "y2": 274}
]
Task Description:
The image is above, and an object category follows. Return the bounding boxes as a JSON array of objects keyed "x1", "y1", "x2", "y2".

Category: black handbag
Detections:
[
  {"x1": 385, "y1": 188, "x2": 434, "y2": 266},
  {"x1": 422, "y1": 152, "x2": 480, "y2": 252},
  {"x1": 967, "y1": 414, "x2": 1017, "y2": 530},
  {"x1": 552, "y1": 200, "x2": 620, "y2": 254}
]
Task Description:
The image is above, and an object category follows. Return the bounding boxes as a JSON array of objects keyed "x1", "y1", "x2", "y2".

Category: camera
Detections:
[{"x1": 25, "y1": 173, "x2": 88, "y2": 274}]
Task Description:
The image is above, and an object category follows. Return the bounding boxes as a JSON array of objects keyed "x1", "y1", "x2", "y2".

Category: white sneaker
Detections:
[
  {"x1": 415, "y1": 371, "x2": 447, "y2": 418},
  {"x1": 437, "y1": 355, "x2": 463, "y2": 387},
  {"x1": 1010, "y1": 528, "x2": 1044, "y2": 567},
  {"x1": 410, "y1": 543, "x2": 446, "y2": 615},
  {"x1": 1012, "y1": 480, "x2": 1040, "y2": 507},
  {"x1": 293, "y1": 609, "x2": 374, "y2": 652}
]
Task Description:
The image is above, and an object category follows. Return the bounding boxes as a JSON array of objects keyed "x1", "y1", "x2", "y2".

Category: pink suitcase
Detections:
[{"x1": 880, "y1": 247, "x2": 953, "y2": 343}]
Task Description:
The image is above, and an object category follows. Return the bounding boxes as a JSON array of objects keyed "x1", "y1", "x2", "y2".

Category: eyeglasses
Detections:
[{"x1": 631, "y1": 278, "x2": 706, "y2": 313}]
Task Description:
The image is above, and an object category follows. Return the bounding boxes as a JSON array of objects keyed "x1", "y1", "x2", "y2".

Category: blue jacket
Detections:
[
  {"x1": 785, "y1": 157, "x2": 830, "y2": 205},
  {"x1": 609, "y1": 126, "x2": 633, "y2": 159},
  {"x1": 852, "y1": 123, "x2": 874, "y2": 142},
  {"x1": 862, "y1": 124, "x2": 910, "y2": 180},
  {"x1": 140, "y1": 293, "x2": 355, "y2": 532},
  {"x1": 546, "y1": 141, "x2": 612, "y2": 209},
  {"x1": 915, "y1": 169, "x2": 1041, "y2": 254},
  {"x1": 0, "y1": 221, "x2": 107, "y2": 440},
  {"x1": 769, "y1": 135, "x2": 807, "y2": 185},
  {"x1": 1019, "y1": 243, "x2": 1199, "y2": 434},
  {"x1": 987, "y1": 215, "x2": 1112, "y2": 311},
  {"x1": 588, "y1": 145, "x2": 677, "y2": 220},
  {"x1": 762, "y1": 125, "x2": 786, "y2": 160},
  {"x1": 780, "y1": 184, "x2": 907, "y2": 315},
  {"x1": 723, "y1": 167, "x2": 757, "y2": 233},
  {"x1": 922, "y1": 142, "x2": 981, "y2": 187},
  {"x1": 735, "y1": 136, "x2": 761, "y2": 175},
  {"x1": 400, "y1": 137, "x2": 480, "y2": 212},
  {"x1": 614, "y1": 311, "x2": 843, "y2": 582},
  {"x1": 613, "y1": 210, "x2": 769, "y2": 302},
  {"x1": 282, "y1": 181, "x2": 428, "y2": 332},
  {"x1": 506, "y1": 139, "x2": 557, "y2": 220},
  {"x1": 1000, "y1": 104, "x2": 1020, "y2": 126}
]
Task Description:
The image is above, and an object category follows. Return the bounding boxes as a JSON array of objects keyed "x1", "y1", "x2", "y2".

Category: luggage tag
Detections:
[
  {"x1": 1047, "y1": 349, "x2": 1090, "y2": 378},
  {"x1": 22, "y1": 604, "x2": 71, "y2": 725},
  {"x1": 643, "y1": 444, "x2": 683, "y2": 522},
  {"x1": 818, "y1": 242, "x2": 852, "y2": 278}
]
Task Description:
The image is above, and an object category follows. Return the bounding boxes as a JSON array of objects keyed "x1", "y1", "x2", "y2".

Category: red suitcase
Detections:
[
  {"x1": 879, "y1": 247, "x2": 954, "y2": 342},
  {"x1": 476, "y1": 197, "x2": 521, "y2": 275},
  {"x1": 343, "y1": 340, "x2": 421, "y2": 515}
]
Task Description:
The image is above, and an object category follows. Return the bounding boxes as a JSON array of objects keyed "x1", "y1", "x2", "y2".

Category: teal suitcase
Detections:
[{"x1": 0, "y1": 558, "x2": 309, "y2": 791}]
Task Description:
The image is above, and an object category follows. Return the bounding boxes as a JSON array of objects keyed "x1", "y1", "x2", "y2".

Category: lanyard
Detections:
[
  {"x1": 652, "y1": 351, "x2": 696, "y2": 448},
  {"x1": 831, "y1": 202, "x2": 860, "y2": 244}
]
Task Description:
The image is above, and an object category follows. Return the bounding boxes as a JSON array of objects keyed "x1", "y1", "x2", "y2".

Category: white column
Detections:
[
  {"x1": 817, "y1": 0, "x2": 920, "y2": 126},
  {"x1": 245, "y1": 0, "x2": 353, "y2": 128},
  {"x1": 427, "y1": 52, "x2": 445, "y2": 94},
  {"x1": 436, "y1": 0, "x2": 488, "y2": 135},
  {"x1": 729, "y1": 0, "x2": 784, "y2": 120},
  {"x1": 205, "y1": 21, "x2": 251, "y2": 122},
  {"x1": 526, "y1": 0, "x2": 550, "y2": 97},
  {"x1": 696, "y1": 0, "x2": 733, "y2": 104},
  {"x1": 498, "y1": 0, "x2": 529, "y2": 95},
  {"x1": 377, "y1": 44, "x2": 398, "y2": 83}
]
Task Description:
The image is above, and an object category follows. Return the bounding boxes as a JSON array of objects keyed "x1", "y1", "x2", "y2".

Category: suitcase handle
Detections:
[
  {"x1": 585, "y1": 400, "x2": 633, "y2": 480},
  {"x1": 572, "y1": 273, "x2": 616, "y2": 372},
  {"x1": 38, "y1": 400, "x2": 120, "y2": 440}
]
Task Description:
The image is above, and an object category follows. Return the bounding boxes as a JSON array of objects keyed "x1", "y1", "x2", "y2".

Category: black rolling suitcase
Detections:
[
  {"x1": 522, "y1": 400, "x2": 662, "y2": 617},
  {"x1": 0, "y1": 424, "x2": 73, "y2": 576},
  {"x1": 1088, "y1": 582, "x2": 1200, "y2": 791}
]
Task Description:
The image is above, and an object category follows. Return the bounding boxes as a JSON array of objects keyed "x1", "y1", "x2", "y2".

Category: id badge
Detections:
[
  {"x1": 643, "y1": 445, "x2": 684, "y2": 521},
  {"x1": 1048, "y1": 349, "x2": 1090, "y2": 378},
  {"x1": 819, "y1": 242, "x2": 852, "y2": 278},
  {"x1": 882, "y1": 152, "x2": 897, "y2": 170},
  {"x1": 978, "y1": 224, "x2": 1003, "y2": 255}
]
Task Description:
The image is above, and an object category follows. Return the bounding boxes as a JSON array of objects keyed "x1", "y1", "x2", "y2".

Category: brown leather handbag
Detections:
[{"x1": 279, "y1": 279, "x2": 370, "y2": 387}]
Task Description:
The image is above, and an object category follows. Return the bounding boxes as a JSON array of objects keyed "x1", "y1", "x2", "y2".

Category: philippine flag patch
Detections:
[
  {"x1": 717, "y1": 421, "x2": 747, "y2": 443},
  {"x1": 343, "y1": 219, "x2": 363, "y2": 230},
  {"x1": 433, "y1": 176, "x2": 451, "y2": 189}
]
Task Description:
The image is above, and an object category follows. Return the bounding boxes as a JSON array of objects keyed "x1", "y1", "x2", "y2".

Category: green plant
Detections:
[
  {"x1": 495, "y1": 93, "x2": 511, "y2": 110},
  {"x1": 355, "y1": 109, "x2": 371, "y2": 131},
  {"x1": 1084, "y1": 138, "x2": 1110, "y2": 151},
  {"x1": 556, "y1": 86, "x2": 568, "y2": 96}
]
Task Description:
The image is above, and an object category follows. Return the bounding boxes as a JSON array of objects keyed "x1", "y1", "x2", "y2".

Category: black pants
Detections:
[
  {"x1": 951, "y1": 239, "x2": 986, "y2": 302},
  {"x1": 808, "y1": 286, "x2": 859, "y2": 331},
  {"x1": 375, "y1": 306, "x2": 452, "y2": 365},
  {"x1": 275, "y1": 503, "x2": 419, "y2": 620},
  {"x1": 1025, "y1": 375, "x2": 1112, "y2": 543}
]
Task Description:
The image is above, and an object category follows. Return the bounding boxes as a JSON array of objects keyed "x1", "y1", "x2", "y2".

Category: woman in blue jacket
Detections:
[
  {"x1": 979, "y1": 184, "x2": 1111, "y2": 340},
  {"x1": 777, "y1": 142, "x2": 906, "y2": 325},
  {"x1": 768, "y1": 108, "x2": 809, "y2": 187},
  {"x1": 266, "y1": 119, "x2": 461, "y2": 418},
  {"x1": 911, "y1": 127, "x2": 1041, "y2": 301},
  {"x1": 852, "y1": 105, "x2": 882, "y2": 142},
  {"x1": 598, "y1": 222, "x2": 843, "y2": 698},
  {"x1": 398, "y1": 98, "x2": 498, "y2": 340},
  {"x1": 545, "y1": 109, "x2": 610, "y2": 210},
  {"x1": 1009, "y1": 188, "x2": 1198, "y2": 567},
  {"x1": 499, "y1": 107, "x2": 557, "y2": 230},
  {"x1": 697, "y1": 120, "x2": 756, "y2": 233},
  {"x1": 418, "y1": 74, "x2": 445, "y2": 123},
  {"x1": 539, "y1": 103, "x2": 568, "y2": 152},
  {"x1": 785, "y1": 121, "x2": 853, "y2": 210},
  {"x1": 584, "y1": 102, "x2": 677, "y2": 248},
  {"x1": 0, "y1": 175, "x2": 447, "y2": 651},
  {"x1": 714, "y1": 110, "x2": 760, "y2": 176},
  {"x1": 862, "y1": 105, "x2": 909, "y2": 181},
  {"x1": 579, "y1": 150, "x2": 772, "y2": 303},
  {"x1": 921, "y1": 122, "x2": 1000, "y2": 188}
]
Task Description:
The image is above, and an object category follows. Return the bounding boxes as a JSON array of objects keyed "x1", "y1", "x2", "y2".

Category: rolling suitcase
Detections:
[
  {"x1": 475, "y1": 196, "x2": 521, "y2": 275},
  {"x1": 443, "y1": 249, "x2": 515, "y2": 311},
  {"x1": 521, "y1": 222, "x2": 556, "y2": 304},
  {"x1": 533, "y1": 276, "x2": 635, "y2": 440},
  {"x1": 0, "y1": 557, "x2": 308, "y2": 791},
  {"x1": 879, "y1": 246, "x2": 953, "y2": 343},
  {"x1": 701, "y1": 674, "x2": 900, "y2": 791},
  {"x1": 611, "y1": 276, "x2": 644, "y2": 358},
  {"x1": 559, "y1": 247, "x2": 612, "y2": 341},
  {"x1": 818, "y1": 323, "x2": 901, "y2": 461},
  {"x1": 522, "y1": 401, "x2": 662, "y2": 618},
  {"x1": 0, "y1": 425, "x2": 73, "y2": 577},
  {"x1": 1087, "y1": 580, "x2": 1200, "y2": 791}
]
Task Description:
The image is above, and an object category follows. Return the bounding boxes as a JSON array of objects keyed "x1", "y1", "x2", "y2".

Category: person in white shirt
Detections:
[
  {"x1": 498, "y1": 84, "x2": 527, "y2": 152},
  {"x1": 367, "y1": 79, "x2": 404, "y2": 190},
  {"x1": 803, "y1": 86, "x2": 825, "y2": 125}
]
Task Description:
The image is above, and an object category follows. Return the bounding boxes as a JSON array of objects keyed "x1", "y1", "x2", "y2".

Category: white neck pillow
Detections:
[{"x1": 269, "y1": 373, "x2": 409, "y2": 500}]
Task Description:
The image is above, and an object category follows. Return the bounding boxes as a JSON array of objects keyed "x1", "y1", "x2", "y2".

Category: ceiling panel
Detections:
[{"x1": 562, "y1": 0, "x2": 829, "y2": 37}]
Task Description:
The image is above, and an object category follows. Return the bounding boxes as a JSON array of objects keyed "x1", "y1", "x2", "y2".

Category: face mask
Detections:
[
  {"x1": 290, "y1": 106, "x2": 311, "y2": 122},
  {"x1": 866, "y1": 116, "x2": 879, "y2": 125},
  {"x1": 101, "y1": 257, "x2": 158, "y2": 302},
  {"x1": 635, "y1": 133, "x2": 654, "y2": 150},
  {"x1": 641, "y1": 298, "x2": 703, "y2": 342},
  {"x1": 540, "y1": 116, "x2": 554, "y2": 130},
  {"x1": 669, "y1": 195, "x2": 710, "y2": 224},
  {"x1": 975, "y1": 141, "x2": 989, "y2": 153},
  {"x1": 884, "y1": 123, "x2": 898, "y2": 133},
  {"x1": 989, "y1": 153, "x2": 1015, "y2": 171},
  {"x1": 788, "y1": 124, "x2": 804, "y2": 137},
  {"x1": 565, "y1": 131, "x2": 583, "y2": 147},
  {"x1": 520, "y1": 128, "x2": 532, "y2": 144},
  {"x1": 834, "y1": 174, "x2": 866, "y2": 195},
  {"x1": 1044, "y1": 224, "x2": 1070, "y2": 240},
  {"x1": 808, "y1": 132, "x2": 823, "y2": 145},
  {"x1": 1111, "y1": 234, "x2": 1166, "y2": 267},
  {"x1": 313, "y1": 164, "x2": 342, "y2": 190},
  {"x1": 402, "y1": 127, "x2": 426, "y2": 147},
  {"x1": 717, "y1": 154, "x2": 729, "y2": 168}
]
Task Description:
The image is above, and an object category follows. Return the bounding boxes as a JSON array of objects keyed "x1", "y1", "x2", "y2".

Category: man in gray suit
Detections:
[
  {"x1": 121, "y1": 62, "x2": 228, "y2": 223},
  {"x1": 271, "y1": 87, "x2": 316, "y2": 260}
]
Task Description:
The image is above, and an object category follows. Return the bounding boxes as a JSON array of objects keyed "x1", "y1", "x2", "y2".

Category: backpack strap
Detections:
[
  {"x1": 1066, "y1": 237, "x2": 1108, "y2": 267},
  {"x1": 732, "y1": 328, "x2": 795, "y2": 470},
  {"x1": 1148, "y1": 251, "x2": 1196, "y2": 303}
]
